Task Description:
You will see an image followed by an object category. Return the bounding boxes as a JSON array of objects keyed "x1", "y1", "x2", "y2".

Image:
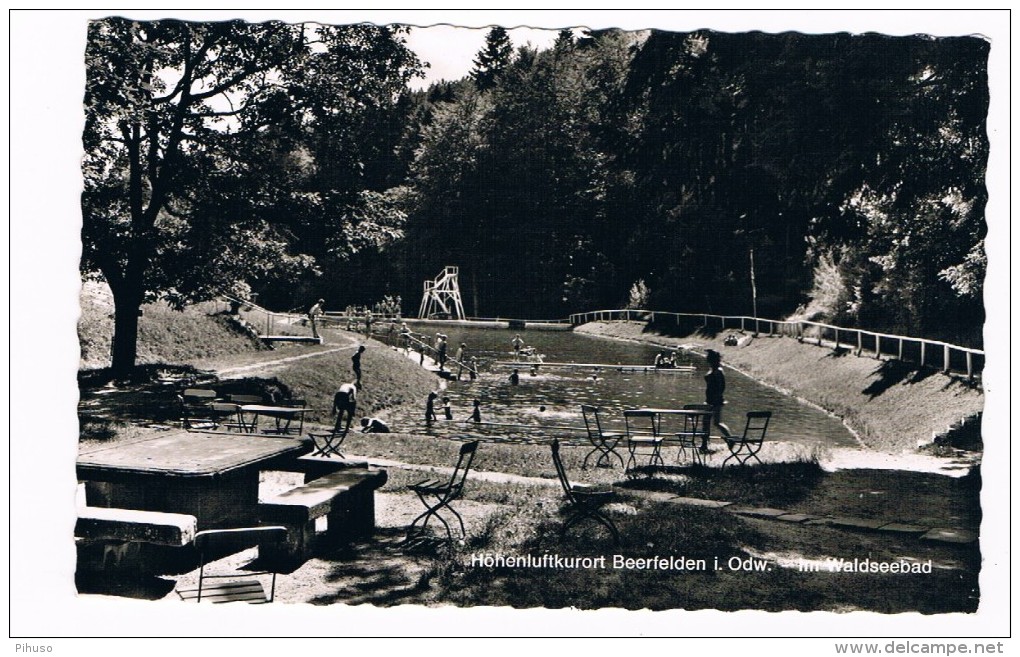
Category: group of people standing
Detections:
[
  {"x1": 308, "y1": 298, "x2": 404, "y2": 341},
  {"x1": 425, "y1": 391, "x2": 483, "y2": 423},
  {"x1": 329, "y1": 344, "x2": 391, "y2": 435}
]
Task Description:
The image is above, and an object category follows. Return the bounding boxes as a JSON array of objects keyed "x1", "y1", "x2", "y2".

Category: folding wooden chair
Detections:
[
  {"x1": 723, "y1": 411, "x2": 773, "y2": 467},
  {"x1": 580, "y1": 405, "x2": 625, "y2": 469},
  {"x1": 404, "y1": 440, "x2": 479, "y2": 543},
  {"x1": 179, "y1": 389, "x2": 218, "y2": 431},
  {"x1": 176, "y1": 526, "x2": 288, "y2": 603},
  {"x1": 624, "y1": 410, "x2": 664, "y2": 470},
  {"x1": 209, "y1": 402, "x2": 245, "y2": 432},
  {"x1": 551, "y1": 439, "x2": 619, "y2": 545},
  {"x1": 307, "y1": 412, "x2": 349, "y2": 458}
]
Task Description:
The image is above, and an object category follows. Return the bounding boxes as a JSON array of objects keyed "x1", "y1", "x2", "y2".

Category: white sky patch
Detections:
[{"x1": 404, "y1": 25, "x2": 576, "y2": 90}]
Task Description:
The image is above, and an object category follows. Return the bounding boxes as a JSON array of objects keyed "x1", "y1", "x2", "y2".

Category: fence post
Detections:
[
  {"x1": 898, "y1": 338, "x2": 904, "y2": 361},
  {"x1": 266, "y1": 312, "x2": 270, "y2": 336},
  {"x1": 741, "y1": 317, "x2": 745, "y2": 331},
  {"x1": 834, "y1": 328, "x2": 839, "y2": 350},
  {"x1": 943, "y1": 344, "x2": 951, "y2": 374},
  {"x1": 966, "y1": 352, "x2": 973, "y2": 382},
  {"x1": 920, "y1": 341, "x2": 926, "y2": 368},
  {"x1": 875, "y1": 334, "x2": 881, "y2": 359},
  {"x1": 856, "y1": 331, "x2": 863, "y2": 356},
  {"x1": 817, "y1": 326, "x2": 822, "y2": 347}
]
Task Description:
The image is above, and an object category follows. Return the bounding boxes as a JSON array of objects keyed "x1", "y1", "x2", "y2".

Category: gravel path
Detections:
[{"x1": 215, "y1": 341, "x2": 357, "y2": 378}]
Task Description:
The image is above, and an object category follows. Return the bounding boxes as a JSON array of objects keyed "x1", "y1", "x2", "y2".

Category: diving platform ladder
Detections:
[{"x1": 418, "y1": 266, "x2": 466, "y2": 320}]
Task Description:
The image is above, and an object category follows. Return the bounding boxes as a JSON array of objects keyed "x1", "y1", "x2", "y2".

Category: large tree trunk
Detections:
[{"x1": 109, "y1": 283, "x2": 143, "y2": 379}]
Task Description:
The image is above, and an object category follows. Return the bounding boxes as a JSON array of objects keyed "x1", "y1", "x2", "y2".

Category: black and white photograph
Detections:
[{"x1": 9, "y1": 8, "x2": 1010, "y2": 647}]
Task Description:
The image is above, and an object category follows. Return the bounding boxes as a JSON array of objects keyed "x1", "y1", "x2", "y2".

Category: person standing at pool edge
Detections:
[
  {"x1": 511, "y1": 334, "x2": 524, "y2": 361},
  {"x1": 352, "y1": 345, "x2": 365, "y2": 388},
  {"x1": 332, "y1": 382, "x2": 358, "y2": 435},
  {"x1": 308, "y1": 298, "x2": 325, "y2": 339},
  {"x1": 455, "y1": 342, "x2": 467, "y2": 380},
  {"x1": 425, "y1": 391, "x2": 438, "y2": 423},
  {"x1": 703, "y1": 349, "x2": 732, "y2": 451},
  {"x1": 436, "y1": 334, "x2": 448, "y2": 371}
]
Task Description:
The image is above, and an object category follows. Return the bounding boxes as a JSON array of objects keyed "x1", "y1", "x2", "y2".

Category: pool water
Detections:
[{"x1": 397, "y1": 323, "x2": 859, "y2": 449}]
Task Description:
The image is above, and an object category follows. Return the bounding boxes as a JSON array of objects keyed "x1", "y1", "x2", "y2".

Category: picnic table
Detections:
[
  {"x1": 630, "y1": 408, "x2": 713, "y2": 431},
  {"x1": 624, "y1": 407, "x2": 714, "y2": 465},
  {"x1": 238, "y1": 404, "x2": 309, "y2": 435},
  {"x1": 77, "y1": 431, "x2": 311, "y2": 530}
]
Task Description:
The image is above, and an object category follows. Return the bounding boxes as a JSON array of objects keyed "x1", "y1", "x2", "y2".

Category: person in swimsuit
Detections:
[
  {"x1": 703, "y1": 349, "x2": 733, "y2": 451},
  {"x1": 332, "y1": 382, "x2": 358, "y2": 435},
  {"x1": 425, "y1": 391, "x2": 438, "y2": 423}
]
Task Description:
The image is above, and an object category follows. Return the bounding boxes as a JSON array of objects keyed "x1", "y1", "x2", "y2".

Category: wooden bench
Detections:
[
  {"x1": 258, "y1": 468, "x2": 387, "y2": 562},
  {"x1": 75, "y1": 507, "x2": 198, "y2": 573},
  {"x1": 269, "y1": 454, "x2": 370, "y2": 483}
]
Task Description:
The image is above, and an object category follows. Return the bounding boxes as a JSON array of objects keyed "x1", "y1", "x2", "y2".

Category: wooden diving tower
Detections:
[{"x1": 418, "y1": 266, "x2": 466, "y2": 320}]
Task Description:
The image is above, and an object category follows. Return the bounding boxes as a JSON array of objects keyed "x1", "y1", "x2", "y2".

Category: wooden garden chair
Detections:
[
  {"x1": 723, "y1": 411, "x2": 773, "y2": 467},
  {"x1": 580, "y1": 404, "x2": 625, "y2": 469},
  {"x1": 404, "y1": 440, "x2": 479, "y2": 543},
  {"x1": 551, "y1": 438, "x2": 620, "y2": 545}
]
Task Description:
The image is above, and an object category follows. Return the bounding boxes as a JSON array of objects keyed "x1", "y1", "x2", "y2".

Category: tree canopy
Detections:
[
  {"x1": 82, "y1": 22, "x2": 989, "y2": 373},
  {"x1": 396, "y1": 29, "x2": 988, "y2": 345},
  {"x1": 82, "y1": 18, "x2": 422, "y2": 374}
]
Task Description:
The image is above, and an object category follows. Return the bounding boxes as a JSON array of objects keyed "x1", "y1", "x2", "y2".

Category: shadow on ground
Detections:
[
  {"x1": 78, "y1": 370, "x2": 296, "y2": 441},
  {"x1": 75, "y1": 571, "x2": 178, "y2": 600},
  {"x1": 618, "y1": 460, "x2": 826, "y2": 509},
  {"x1": 861, "y1": 359, "x2": 940, "y2": 398},
  {"x1": 305, "y1": 527, "x2": 437, "y2": 606}
]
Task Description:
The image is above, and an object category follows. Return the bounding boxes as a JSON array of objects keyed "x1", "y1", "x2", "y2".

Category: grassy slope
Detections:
[
  {"x1": 78, "y1": 279, "x2": 439, "y2": 429},
  {"x1": 233, "y1": 332, "x2": 442, "y2": 427},
  {"x1": 576, "y1": 321, "x2": 984, "y2": 453},
  {"x1": 78, "y1": 281, "x2": 267, "y2": 370}
]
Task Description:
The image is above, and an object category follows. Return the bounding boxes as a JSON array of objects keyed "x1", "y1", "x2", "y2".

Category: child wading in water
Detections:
[{"x1": 425, "y1": 391, "x2": 438, "y2": 423}]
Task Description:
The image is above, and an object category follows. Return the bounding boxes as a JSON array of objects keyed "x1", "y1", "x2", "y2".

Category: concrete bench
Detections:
[
  {"x1": 75, "y1": 507, "x2": 198, "y2": 573},
  {"x1": 76, "y1": 506, "x2": 197, "y2": 546},
  {"x1": 258, "y1": 468, "x2": 388, "y2": 562}
]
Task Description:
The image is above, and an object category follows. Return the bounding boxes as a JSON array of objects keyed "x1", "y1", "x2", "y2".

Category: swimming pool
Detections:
[{"x1": 399, "y1": 323, "x2": 859, "y2": 449}]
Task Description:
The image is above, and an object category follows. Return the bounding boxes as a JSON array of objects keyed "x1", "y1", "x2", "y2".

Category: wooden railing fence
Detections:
[{"x1": 568, "y1": 309, "x2": 983, "y2": 381}]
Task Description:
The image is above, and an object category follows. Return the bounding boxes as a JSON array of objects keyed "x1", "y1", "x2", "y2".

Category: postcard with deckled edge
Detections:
[{"x1": 9, "y1": 9, "x2": 1009, "y2": 643}]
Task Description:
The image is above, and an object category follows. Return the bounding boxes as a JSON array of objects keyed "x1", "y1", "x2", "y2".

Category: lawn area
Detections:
[{"x1": 74, "y1": 298, "x2": 983, "y2": 613}]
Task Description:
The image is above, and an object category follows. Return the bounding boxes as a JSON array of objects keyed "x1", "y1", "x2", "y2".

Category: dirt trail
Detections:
[{"x1": 214, "y1": 340, "x2": 357, "y2": 378}]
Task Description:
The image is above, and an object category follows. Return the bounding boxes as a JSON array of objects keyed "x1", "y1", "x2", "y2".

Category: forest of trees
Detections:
[{"x1": 82, "y1": 21, "x2": 989, "y2": 374}]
